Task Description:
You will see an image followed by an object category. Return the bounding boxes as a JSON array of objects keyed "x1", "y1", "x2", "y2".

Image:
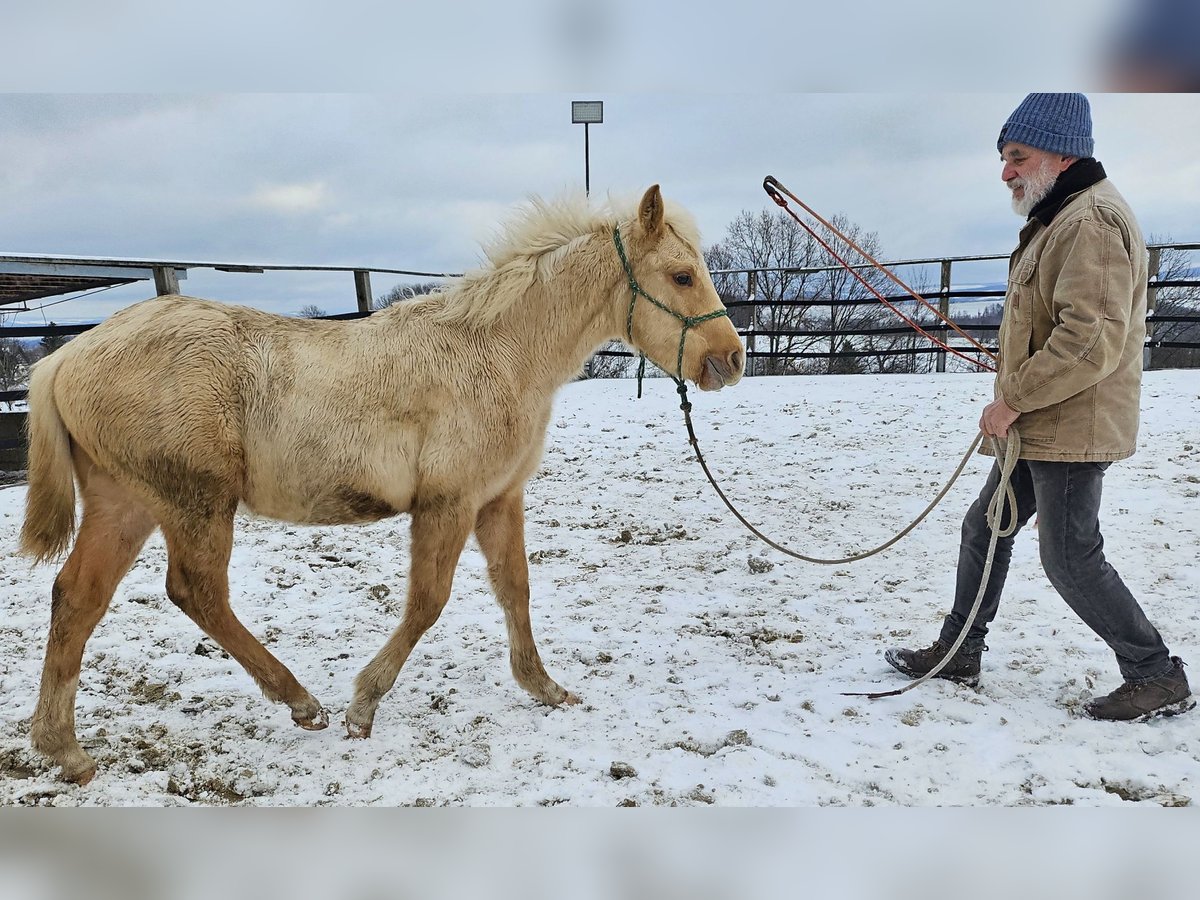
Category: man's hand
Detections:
[{"x1": 980, "y1": 397, "x2": 1021, "y2": 438}]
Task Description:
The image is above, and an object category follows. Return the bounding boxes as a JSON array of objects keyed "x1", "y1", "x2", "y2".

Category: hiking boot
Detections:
[
  {"x1": 1084, "y1": 657, "x2": 1194, "y2": 722},
  {"x1": 884, "y1": 639, "x2": 982, "y2": 687}
]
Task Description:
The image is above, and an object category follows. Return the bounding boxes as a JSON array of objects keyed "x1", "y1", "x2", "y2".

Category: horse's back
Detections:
[{"x1": 51, "y1": 296, "x2": 252, "y2": 518}]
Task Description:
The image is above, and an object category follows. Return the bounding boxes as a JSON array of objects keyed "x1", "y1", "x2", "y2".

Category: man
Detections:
[{"x1": 885, "y1": 93, "x2": 1192, "y2": 721}]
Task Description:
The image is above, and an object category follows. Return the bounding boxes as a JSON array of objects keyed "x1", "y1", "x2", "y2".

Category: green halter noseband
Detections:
[{"x1": 612, "y1": 226, "x2": 730, "y2": 398}]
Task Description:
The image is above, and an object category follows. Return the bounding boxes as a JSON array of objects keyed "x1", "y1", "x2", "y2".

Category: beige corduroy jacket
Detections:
[{"x1": 987, "y1": 178, "x2": 1148, "y2": 462}]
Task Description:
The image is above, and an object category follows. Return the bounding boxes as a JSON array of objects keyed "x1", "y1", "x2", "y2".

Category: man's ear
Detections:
[{"x1": 638, "y1": 184, "x2": 664, "y2": 240}]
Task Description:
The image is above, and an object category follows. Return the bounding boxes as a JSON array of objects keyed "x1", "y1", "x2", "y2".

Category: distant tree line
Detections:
[{"x1": 952, "y1": 303, "x2": 1004, "y2": 349}]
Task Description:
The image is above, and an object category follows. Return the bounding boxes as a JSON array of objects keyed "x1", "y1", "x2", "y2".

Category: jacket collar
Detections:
[{"x1": 1028, "y1": 157, "x2": 1107, "y2": 226}]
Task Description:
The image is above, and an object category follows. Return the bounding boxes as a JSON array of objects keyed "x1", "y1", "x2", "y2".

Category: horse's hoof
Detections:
[
  {"x1": 293, "y1": 707, "x2": 329, "y2": 731},
  {"x1": 536, "y1": 687, "x2": 581, "y2": 707},
  {"x1": 62, "y1": 762, "x2": 97, "y2": 786},
  {"x1": 345, "y1": 718, "x2": 372, "y2": 740}
]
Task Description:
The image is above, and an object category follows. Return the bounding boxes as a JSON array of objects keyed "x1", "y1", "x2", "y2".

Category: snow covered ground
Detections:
[{"x1": 0, "y1": 370, "x2": 1197, "y2": 807}]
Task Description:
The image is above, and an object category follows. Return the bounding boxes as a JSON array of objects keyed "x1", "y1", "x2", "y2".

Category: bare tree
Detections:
[
  {"x1": 373, "y1": 281, "x2": 443, "y2": 311},
  {"x1": 706, "y1": 209, "x2": 934, "y2": 375},
  {"x1": 297, "y1": 304, "x2": 327, "y2": 319},
  {"x1": 805, "y1": 215, "x2": 901, "y2": 375},
  {"x1": 706, "y1": 209, "x2": 826, "y2": 375},
  {"x1": 848, "y1": 271, "x2": 942, "y2": 376}
]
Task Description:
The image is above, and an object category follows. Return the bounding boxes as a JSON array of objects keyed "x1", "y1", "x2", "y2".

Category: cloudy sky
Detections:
[{"x1": 2, "y1": 93, "x2": 1198, "y2": 322}]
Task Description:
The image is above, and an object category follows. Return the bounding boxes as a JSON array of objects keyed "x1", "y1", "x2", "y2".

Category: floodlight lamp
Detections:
[{"x1": 571, "y1": 101, "x2": 604, "y2": 124}]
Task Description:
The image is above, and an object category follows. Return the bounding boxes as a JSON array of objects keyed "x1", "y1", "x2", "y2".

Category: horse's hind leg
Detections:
[
  {"x1": 474, "y1": 490, "x2": 579, "y2": 706},
  {"x1": 346, "y1": 498, "x2": 475, "y2": 738},
  {"x1": 31, "y1": 460, "x2": 156, "y2": 785},
  {"x1": 161, "y1": 514, "x2": 328, "y2": 731}
]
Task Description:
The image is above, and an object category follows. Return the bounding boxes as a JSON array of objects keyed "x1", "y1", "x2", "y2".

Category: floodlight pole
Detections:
[
  {"x1": 571, "y1": 100, "x2": 603, "y2": 376},
  {"x1": 571, "y1": 100, "x2": 603, "y2": 198}
]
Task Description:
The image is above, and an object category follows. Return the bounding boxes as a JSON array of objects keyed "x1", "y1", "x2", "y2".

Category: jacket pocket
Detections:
[
  {"x1": 1017, "y1": 404, "x2": 1059, "y2": 444},
  {"x1": 1002, "y1": 257, "x2": 1037, "y2": 362},
  {"x1": 1009, "y1": 257, "x2": 1036, "y2": 311}
]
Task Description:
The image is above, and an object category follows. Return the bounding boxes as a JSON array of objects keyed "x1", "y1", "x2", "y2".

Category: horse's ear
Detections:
[{"x1": 637, "y1": 184, "x2": 664, "y2": 240}]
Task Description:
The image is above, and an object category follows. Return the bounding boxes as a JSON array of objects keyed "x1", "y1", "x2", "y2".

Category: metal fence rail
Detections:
[{"x1": 2, "y1": 242, "x2": 1198, "y2": 403}]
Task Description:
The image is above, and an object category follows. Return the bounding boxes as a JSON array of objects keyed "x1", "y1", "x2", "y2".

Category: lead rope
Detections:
[
  {"x1": 674, "y1": 381, "x2": 1020, "y2": 698},
  {"x1": 845, "y1": 429, "x2": 1020, "y2": 698},
  {"x1": 677, "y1": 383, "x2": 1016, "y2": 566}
]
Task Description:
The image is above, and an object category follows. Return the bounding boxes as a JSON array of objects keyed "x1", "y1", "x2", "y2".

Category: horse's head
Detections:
[{"x1": 618, "y1": 185, "x2": 744, "y2": 392}]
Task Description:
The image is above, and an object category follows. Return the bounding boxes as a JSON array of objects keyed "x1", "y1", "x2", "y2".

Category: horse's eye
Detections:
[{"x1": 674, "y1": 273, "x2": 693, "y2": 287}]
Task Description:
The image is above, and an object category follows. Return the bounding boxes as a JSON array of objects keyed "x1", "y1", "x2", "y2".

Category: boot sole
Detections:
[
  {"x1": 1136, "y1": 697, "x2": 1195, "y2": 722},
  {"x1": 1084, "y1": 697, "x2": 1195, "y2": 723},
  {"x1": 884, "y1": 649, "x2": 980, "y2": 688}
]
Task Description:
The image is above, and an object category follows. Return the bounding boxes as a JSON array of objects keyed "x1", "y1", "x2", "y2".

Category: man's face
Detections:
[{"x1": 1000, "y1": 142, "x2": 1076, "y2": 217}]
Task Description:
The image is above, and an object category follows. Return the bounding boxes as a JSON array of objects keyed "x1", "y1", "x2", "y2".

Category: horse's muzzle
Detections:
[{"x1": 698, "y1": 349, "x2": 744, "y2": 391}]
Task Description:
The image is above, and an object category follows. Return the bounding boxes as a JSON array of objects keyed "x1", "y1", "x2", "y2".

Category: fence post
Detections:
[
  {"x1": 745, "y1": 270, "x2": 757, "y2": 377},
  {"x1": 828, "y1": 277, "x2": 837, "y2": 375},
  {"x1": 153, "y1": 266, "x2": 180, "y2": 296},
  {"x1": 1144, "y1": 247, "x2": 1162, "y2": 369},
  {"x1": 354, "y1": 270, "x2": 373, "y2": 315},
  {"x1": 936, "y1": 259, "x2": 952, "y2": 373}
]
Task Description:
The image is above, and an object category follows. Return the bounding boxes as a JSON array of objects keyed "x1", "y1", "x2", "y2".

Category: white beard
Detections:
[{"x1": 1009, "y1": 157, "x2": 1060, "y2": 217}]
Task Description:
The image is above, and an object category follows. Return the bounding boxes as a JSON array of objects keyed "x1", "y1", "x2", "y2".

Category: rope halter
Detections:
[{"x1": 612, "y1": 226, "x2": 730, "y2": 399}]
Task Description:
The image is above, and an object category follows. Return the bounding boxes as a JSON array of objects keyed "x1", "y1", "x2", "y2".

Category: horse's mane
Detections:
[{"x1": 422, "y1": 190, "x2": 702, "y2": 327}]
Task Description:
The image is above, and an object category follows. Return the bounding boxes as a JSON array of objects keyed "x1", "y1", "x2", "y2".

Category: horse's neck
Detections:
[{"x1": 497, "y1": 238, "x2": 622, "y2": 391}]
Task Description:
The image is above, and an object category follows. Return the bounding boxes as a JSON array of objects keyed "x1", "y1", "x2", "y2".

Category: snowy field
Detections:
[{"x1": 0, "y1": 370, "x2": 1197, "y2": 807}]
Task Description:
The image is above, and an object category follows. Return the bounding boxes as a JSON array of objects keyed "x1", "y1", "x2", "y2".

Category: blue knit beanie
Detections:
[{"x1": 997, "y1": 93, "x2": 1094, "y2": 157}]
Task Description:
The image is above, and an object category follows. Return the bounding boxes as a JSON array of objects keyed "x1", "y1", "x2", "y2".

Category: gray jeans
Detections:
[{"x1": 939, "y1": 458, "x2": 1174, "y2": 682}]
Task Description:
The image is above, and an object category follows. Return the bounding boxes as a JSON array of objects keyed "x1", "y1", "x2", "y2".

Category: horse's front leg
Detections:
[
  {"x1": 345, "y1": 496, "x2": 475, "y2": 739},
  {"x1": 475, "y1": 489, "x2": 579, "y2": 707}
]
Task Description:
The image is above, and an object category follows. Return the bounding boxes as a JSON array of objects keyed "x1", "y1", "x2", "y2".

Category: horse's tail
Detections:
[{"x1": 19, "y1": 352, "x2": 77, "y2": 565}]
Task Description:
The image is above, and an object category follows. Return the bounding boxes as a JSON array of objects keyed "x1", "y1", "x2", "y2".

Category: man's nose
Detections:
[{"x1": 1002, "y1": 162, "x2": 1017, "y2": 182}]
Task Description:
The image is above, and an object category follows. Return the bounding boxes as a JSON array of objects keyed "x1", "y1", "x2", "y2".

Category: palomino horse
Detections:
[{"x1": 20, "y1": 185, "x2": 744, "y2": 783}]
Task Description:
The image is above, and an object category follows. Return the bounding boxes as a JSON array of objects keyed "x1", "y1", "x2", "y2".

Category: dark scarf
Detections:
[{"x1": 1029, "y1": 157, "x2": 1107, "y2": 225}]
